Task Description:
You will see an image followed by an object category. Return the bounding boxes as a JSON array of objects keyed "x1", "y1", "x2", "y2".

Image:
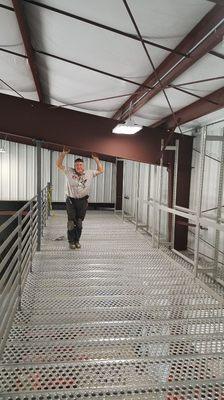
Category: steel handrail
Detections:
[{"x1": 0, "y1": 183, "x2": 52, "y2": 355}]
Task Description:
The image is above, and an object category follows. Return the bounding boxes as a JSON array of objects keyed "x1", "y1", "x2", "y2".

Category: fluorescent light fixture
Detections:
[
  {"x1": 113, "y1": 120, "x2": 142, "y2": 135},
  {"x1": 0, "y1": 147, "x2": 6, "y2": 153}
]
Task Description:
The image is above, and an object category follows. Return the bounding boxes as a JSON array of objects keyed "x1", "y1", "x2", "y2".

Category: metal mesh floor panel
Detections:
[{"x1": 1, "y1": 211, "x2": 224, "y2": 399}]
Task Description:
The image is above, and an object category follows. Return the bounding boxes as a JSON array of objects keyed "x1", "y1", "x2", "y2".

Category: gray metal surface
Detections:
[{"x1": 0, "y1": 211, "x2": 224, "y2": 399}]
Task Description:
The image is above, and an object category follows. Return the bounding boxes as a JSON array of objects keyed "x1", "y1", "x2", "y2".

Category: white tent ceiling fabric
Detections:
[
  {"x1": 0, "y1": 0, "x2": 223, "y2": 126},
  {"x1": 136, "y1": 48, "x2": 224, "y2": 124},
  {"x1": 0, "y1": 3, "x2": 39, "y2": 100}
]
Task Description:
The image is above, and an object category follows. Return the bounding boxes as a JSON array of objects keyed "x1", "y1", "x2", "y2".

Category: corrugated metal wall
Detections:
[
  {"x1": 0, "y1": 140, "x2": 50, "y2": 200},
  {"x1": 0, "y1": 140, "x2": 116, "y2": 203},
  {"x1": 123, "y1": 160, "x2": 168, "y2": 238},
  {"x1": 123, "y1": 120, "x2": 224, "y2": 266},
  {"x1": 187, "y1": 121, "x2": 224, "y2": 267},
  {"x1": 52, "y1": 152, "x2": 116, "y2": 203}
]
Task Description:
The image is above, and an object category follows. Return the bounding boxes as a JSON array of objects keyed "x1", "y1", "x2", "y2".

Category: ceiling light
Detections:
[
  {"x1": 0, "y1": 148, "x2": 6, "y2": 153},
  {"x1": 112, "y1": 120, "x2": 143, "y2": 135}
]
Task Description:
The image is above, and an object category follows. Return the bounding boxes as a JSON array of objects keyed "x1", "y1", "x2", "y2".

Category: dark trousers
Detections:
[{"x1": 66, "y1": 196, "x2": 88, "y2": 243}]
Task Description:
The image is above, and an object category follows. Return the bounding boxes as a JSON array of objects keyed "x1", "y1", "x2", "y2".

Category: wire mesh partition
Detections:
[
  {"x1": 0, "y1": 184, "x2": 51, "y2": 355},
  {"x1": 121, "y1": 126, "x2": 224, "y2": 300}
]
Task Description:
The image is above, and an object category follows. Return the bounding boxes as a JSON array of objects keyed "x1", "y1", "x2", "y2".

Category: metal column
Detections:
[
  {"x1": 157, "y1": 140, "x2": 164, "y2": 247},
  {"x1": 36, "y1": 140, "x2": 42, "y2": 252},
  {"x1": 152, "y1": 165, "x2": 157, "y2": 247},
  {"x1": 146, "y1": 164, "x2": 151, "y2": 232},
  {"x1": 194, "y1": 127, "x2": 207, "y2": 277},
  {"x1": 135, "y1": 162, "x2": 140, "y2": 231},
  {"x1": 122, "y1": 160, "x2": 126, "y2": 221},
  {"x1": 213, "y1": 128, "x2": 224, "y2": 279},
  {"x1": 171, "y1": 140, "x2": 179, "y2": 249},
  {"x1": 49, "y1": 149, "x2": 53, "y2": 186},
  {"x1": 48, "y1": 150, "x2": 53, "y2": 217},
  {"x1": 17, "y1": 214, "x2": 22, "y2": 311}
]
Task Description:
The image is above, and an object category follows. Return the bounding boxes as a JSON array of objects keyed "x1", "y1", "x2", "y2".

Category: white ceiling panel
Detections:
[
  {"x1": 26, "y1": 0, "x2": 213, "y2": 51},
  {"x1": 49, "y1": 99, "x2": 113, "y2": 117},
  {"x1": 181, "y1": 109, "x2": 224, "y2": 131},
  {"x1": 135, "y1": 47, "x2": 224, "y2": 125},
  {"x1": 135, "y1": 88, "x2": 198, "y2": 122},
  {"x1": 172, "y1": 52, "x2": 224, "y2": 93},
  {"x1": 0, "y1": 51, "x2": 38, "y2": 93},
  {"x1": 0, "y1": 7, "x2": 25, "y2": 49},
  {"x1": 25, "y1": 0, "x2": 135, "y2": 33},
  {"x1": 0, "y1": 87, "x2": 39, "y2": 101},
  {"x1": 24, "y1": 3, "x2": 172, "y2": 78},
  {"x1": 36, "y1": 53, "x2": 138, "y2": 113},
  {"x1": 130, "y1": 115, "x2": 158, "y2": 127},
  {"x1": 0, "y1": 0, "x2": 221, "y2": 126},
  {"x1": 212, "y1": 42, "x2": 224, "y2": 56},
  {"x1": 0, "y1": 6, "x2": 38, "y2": 99},
  {"x1": 128, "y1": 0, "x2": 213, "y2": 50},
  {"x1": 0, "y1": 1, "x2": 13, "y2": 8}
]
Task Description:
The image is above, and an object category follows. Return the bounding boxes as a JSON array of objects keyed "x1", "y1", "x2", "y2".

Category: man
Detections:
[{"x1": 56, "y1": 147, "x2": 104, "y2": 249}]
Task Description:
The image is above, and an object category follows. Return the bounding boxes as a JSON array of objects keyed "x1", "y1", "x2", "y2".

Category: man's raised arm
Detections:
[
  {"x1": 92, "y1": 154, "x2": 104, "y2": 175},
  {"x1": 56, "y1": 147, "x2": 70, "y2": 171}
]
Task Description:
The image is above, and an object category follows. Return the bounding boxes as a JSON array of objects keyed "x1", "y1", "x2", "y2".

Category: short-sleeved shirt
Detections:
[{"x1": 64, "y1": 168, "x2": 98, "y2": 199}]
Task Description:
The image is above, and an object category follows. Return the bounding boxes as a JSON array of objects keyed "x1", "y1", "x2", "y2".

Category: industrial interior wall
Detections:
[
  {"x1": 123, "y1": 160, "x2": 168, "y2": 239},
  {"x1": 51, "y1": 152, "x2": 116, "y2": 203},
  {"x1": 0, "y1": 141, "x2": 116, "y2": 203},
  {"x1": 188, "y1": 120, "x2": 224, "y2": 267},
  {"x1": 0, "y1": 139, "x2": 50, "y2": 200}
]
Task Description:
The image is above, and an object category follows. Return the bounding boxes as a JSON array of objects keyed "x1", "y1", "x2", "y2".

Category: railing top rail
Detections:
[{"x1": 0, "y1": 185, "x2": 48, "y2": 234}]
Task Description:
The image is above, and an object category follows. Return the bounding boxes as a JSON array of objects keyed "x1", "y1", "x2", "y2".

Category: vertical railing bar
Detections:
[
  {"x1": 194, "y1": 127, "x2": 207, "y2": 277},
  {"x1": 171, "y1": 139, "x2": 179, "y2": 250}
]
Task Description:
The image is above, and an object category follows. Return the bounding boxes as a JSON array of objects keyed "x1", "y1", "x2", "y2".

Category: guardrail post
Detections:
[
  {"x1": 43, "y1": 187, "x2": 47, "y2": 229},
  {"x1": 194, "y1": 127, "x2": 206, "y2": 277},
  {"x1": 122, "y1": 160, "x2": 126, "y2": 221},
  {"x1": 213, "y1": 128, "x2": 224, "y2": 280},
  {"x1": 152, "y1": 165, "x2": 157, "y2": 247},
  {"x1": 18, "y1": 213, "x2": 22, "y2": 311},
  {"x1": 157, "y1": 140, "x2": 164, "y2": 248},
  {"x1": 171, "y1": 140, "x2": 179, "y2": 249},
  {"x1": 146, "y1": 165, "x2": 151, "y2": 232},
  {"x1": 135, "y1": 162, "x2": 140, "y2": 231},
  {"x1": 36, "y1": 140, "x2": 42, "y2": 251},
  {"x1": 30, "y1": 201, "x2": 33, "y2": 273},
  {"x1": 47, "y1": 181, "x2": 52, "y2": 217}
]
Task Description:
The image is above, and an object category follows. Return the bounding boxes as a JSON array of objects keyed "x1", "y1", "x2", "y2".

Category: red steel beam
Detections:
[
  {"x1": 207, "y1": 0, "x2": 224, "y2": 5},
  {"x1": 0, "y1": 92, "x2": 193, "y2": 166},
  {"x1": 12, "y1": 0, "x2": 45, "y2": 103},
  {"x1": 152, "y1": 87, "x2": 224, "y2": 129},
  {"x1": 113, "y1": 5, "x2": 224, "y2": 122}
]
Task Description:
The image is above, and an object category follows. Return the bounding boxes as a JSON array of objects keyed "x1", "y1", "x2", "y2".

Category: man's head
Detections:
[{"x1": 74, "y1": 158, "x2": 84, "y2": 174}]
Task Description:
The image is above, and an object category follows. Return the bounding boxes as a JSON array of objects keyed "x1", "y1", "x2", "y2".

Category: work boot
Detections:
[
  {"x1": 75, "y1": 242, "x2": 81, "y2": 249},
  {"x1": 69, "y1": 243, "x2": 76, "y2": 250}
]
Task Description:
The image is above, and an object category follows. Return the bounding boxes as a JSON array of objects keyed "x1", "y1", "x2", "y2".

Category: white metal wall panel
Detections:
[
  {"x1": 51, "y1": 151, "x2": 115, "y2": 203},
  {"x1": 0, "y1": 144, "x2": 115, "y2": 203},
  {"x1": 18, "y1": 144, "x2": 27, "y2": 200},
  {"x1": 41, "y1": 148, "x2": 51, "y2": 190},
  {"x1": 0, "y1": 140, "x2": 9, "y2": 199},
  {"x1": 138, "y1": 163, "x2": 149, "y2": 224},
  {"x1": 188, "y1": 121, "x2": 224, "y2": 265},
  {"x1": 123, "y1": 160, "x2": 136, "y2": 217},
  {"x1": 9, "y1": 142, "x2": 18, "y2": 200},
  {"x1": 26, "y1": 145, "x2": 36, "y2": 200},
  {"x1": 123, "y1": 160, "x2": 168, "y2": 238},
  {"x1": 0, "y1": 140, "x2": 51, "y2": 201}
]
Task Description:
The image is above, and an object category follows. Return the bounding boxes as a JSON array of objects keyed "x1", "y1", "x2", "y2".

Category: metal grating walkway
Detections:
[{"x1": 1, "y1": 211, "x2": 224, "y2": 399}]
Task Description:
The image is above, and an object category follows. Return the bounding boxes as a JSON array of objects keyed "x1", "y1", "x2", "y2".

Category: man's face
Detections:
[{"x1": 75, "y1": 161, "x2": 84, "y2": 174}]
